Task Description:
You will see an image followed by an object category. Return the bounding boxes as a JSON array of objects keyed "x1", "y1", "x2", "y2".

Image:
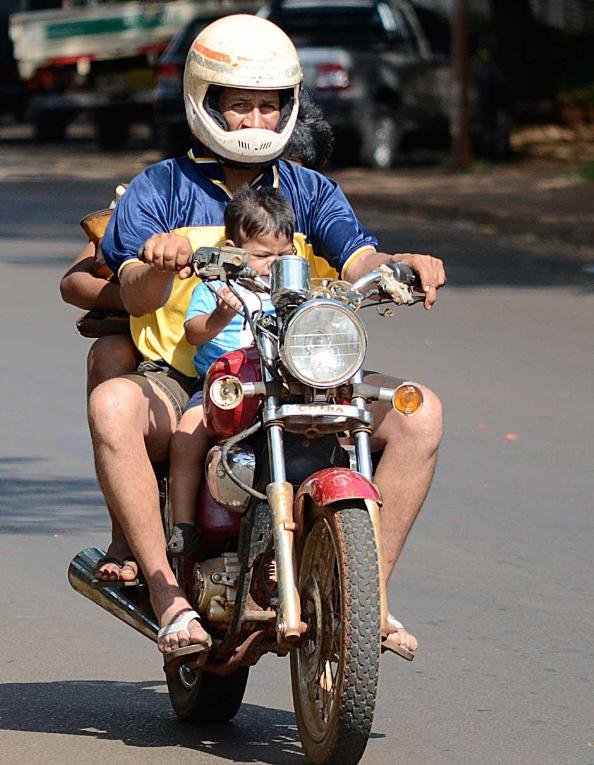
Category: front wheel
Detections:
[
  {"x1": 166, "y1": 665, "x2": 249, "y2": 723},
  {"x1": 291, "y1": 501, "x2": 381, "y2": 765}
]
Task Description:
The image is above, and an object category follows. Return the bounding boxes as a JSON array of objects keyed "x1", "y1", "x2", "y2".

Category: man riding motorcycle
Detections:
[{"x1": 89, "y1": 14, "x2": 445, "y2": 660}]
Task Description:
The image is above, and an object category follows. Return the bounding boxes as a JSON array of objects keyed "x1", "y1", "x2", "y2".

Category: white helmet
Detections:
[{"x1": 184, "y1": 14, "x2": 302, "y2": 164}]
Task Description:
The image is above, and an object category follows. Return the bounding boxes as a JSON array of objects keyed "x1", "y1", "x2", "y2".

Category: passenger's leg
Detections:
[
  {"x1": 367, "y1": 373, "x2": 443, "y2": 651},
  {"x1": 88, "y1": 375, "x2": 209, "y2": 651},
  {"x1": 168, "y1": 403, "x2": 210, "y2": 554},
  {"x1": 86, "y1": 336, "x2": 140, "y2": 581},
  {"x1": 86, "y1": 334, "x2": 138, "y2": 395}
]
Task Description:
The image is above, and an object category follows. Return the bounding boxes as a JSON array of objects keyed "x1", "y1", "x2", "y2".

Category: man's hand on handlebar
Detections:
[
  {"x1": 389, "y1": 253, "x2": 446, "y2": 310},
  {"x1": 140, "y1": 233, "x2": 194, "y2": 280}
]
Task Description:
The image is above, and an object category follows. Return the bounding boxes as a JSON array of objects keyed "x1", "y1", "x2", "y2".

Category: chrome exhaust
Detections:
[{"x1": 68, "y1": 547, "x2": 158, "y2": 642}]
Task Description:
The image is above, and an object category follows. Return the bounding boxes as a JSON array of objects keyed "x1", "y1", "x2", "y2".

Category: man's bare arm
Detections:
[
  {"x1": 119, "y1": 262, "x2": 176, "y2": 317},
  {"x1": 119, "y1": 232, "x2": 194, "y2": 316}
]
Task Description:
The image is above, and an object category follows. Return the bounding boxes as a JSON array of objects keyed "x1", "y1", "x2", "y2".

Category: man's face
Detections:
[{"x1": 219, "y1": 88, "x2": 281, "y2": 133}]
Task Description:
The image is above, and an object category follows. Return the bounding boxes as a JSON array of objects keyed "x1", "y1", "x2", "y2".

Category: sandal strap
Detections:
[
  {"x1": 158, "y1": 609, "x2": 201, "y2": 640},
  {"x1": 95, "y1": 555, "x2": 123, "y2": 567},
  {"x1": 386, "y1": 613, "x2": 405, "y2": 631}
]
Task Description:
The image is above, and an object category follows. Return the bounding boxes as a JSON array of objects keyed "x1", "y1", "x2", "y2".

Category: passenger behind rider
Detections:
[{"x1": 167, "y1": 185, "x2": 295, "y2": 555}]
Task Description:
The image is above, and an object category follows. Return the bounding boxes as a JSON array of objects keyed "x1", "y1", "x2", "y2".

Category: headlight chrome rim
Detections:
[{"x1": 280, "y1": 299, "x2": 367, "y2": 388}]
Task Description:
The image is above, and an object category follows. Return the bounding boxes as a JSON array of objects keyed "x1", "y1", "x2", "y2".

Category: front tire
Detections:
[
  {"x1": 291, "y1": 501, "x2": 381, "y2": 765},
  {"x1": 166, "y1": 665, "x2": 249, "y2": 723}
]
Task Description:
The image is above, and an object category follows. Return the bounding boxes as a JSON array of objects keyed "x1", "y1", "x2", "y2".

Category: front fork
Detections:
[
  {"x1": 351, "y1": 371, "x2": 389, "y2": 634},
  {"x1": 262, "y1": 336, "x2": 302, "y2": 642}
]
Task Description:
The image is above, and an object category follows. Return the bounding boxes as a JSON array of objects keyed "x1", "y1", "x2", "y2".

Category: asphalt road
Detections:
[{"x1": 1, "y1": 133, "x2": 593, "y2": 765}]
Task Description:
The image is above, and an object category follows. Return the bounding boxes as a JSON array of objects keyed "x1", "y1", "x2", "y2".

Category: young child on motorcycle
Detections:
[{"x1": 167, "y1": 185, "x2": 296, "y2": 554}]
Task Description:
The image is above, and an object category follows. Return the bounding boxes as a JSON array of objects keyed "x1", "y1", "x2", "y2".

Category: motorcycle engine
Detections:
[{"x1": 192, "y1": 552, "x2": 240, "y2": 624}]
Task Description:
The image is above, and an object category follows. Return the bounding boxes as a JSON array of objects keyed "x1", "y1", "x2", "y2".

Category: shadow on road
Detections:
[
  {"x1": 0, "y1": 458, "x2": 106, "y2": 535},
  {"x1": 0, "y1": 679, "x2": 306, "y2": 763},
  {"x1": 357, "y1": 209, "x2": 594, "y2": 290}
]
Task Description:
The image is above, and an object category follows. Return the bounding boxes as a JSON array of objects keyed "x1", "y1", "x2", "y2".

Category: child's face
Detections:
[{"x1": 231, "y1": 232, "x2": 295, "y2": 277}]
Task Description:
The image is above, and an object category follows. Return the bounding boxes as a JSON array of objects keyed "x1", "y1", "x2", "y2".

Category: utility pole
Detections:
[{"x1": 451, "y1": 0, "x2": 473, "y2": 168}]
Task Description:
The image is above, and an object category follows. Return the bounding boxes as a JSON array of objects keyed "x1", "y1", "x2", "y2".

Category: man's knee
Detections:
[
  {"x1": 375, "y1": 384, "x2": 443, "y2": 453},
  {"x1": 88, "y1": 377, "x2": 144, "y2": 443},
  {"x1": 410, "y1": 386, "x2": 443, "y2": 450}
]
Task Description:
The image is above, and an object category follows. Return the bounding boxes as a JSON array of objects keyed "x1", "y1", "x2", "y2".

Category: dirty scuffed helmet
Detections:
[{"x1": 184, "y1": 14, "x2": 302, "y2": 164}]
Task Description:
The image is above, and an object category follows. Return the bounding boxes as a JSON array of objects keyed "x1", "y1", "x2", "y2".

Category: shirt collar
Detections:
[{"x1": 188, "y1": 144, "x2": 279, "y2": 198}]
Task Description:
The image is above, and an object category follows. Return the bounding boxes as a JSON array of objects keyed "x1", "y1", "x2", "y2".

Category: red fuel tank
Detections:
[
  {"x1": 196, "y1": 480, "x2": 242, "y2": 547},
  {"x1": 203, "y1": 345, "x2": 262, "y2": 438}
]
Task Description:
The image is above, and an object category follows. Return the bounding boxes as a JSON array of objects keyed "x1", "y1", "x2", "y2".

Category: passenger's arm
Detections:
[
  {"x1": 184, "y1": 286, "x2": 241, "y2": 346},
  {"x1": 59, "y1": 242, "x2": 125, "y2": 311}
]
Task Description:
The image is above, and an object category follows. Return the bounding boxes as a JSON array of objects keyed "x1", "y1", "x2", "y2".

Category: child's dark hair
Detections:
[{"x1": 225, "y1": 185, "x2": 295, "y2": 245}]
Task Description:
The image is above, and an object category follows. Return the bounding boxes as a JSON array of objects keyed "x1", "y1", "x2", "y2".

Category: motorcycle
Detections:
[{"x1": 69, "y1": 247, "x2": 424, "y2": 765}]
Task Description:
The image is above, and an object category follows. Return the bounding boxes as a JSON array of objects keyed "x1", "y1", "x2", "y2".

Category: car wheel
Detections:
[
  {"x1": 95, "y1": 117, "x2": 129, "y2": 150},
  {"x1": 33, "y1": 117, "x2": 69, "y2": 143},
  {"x1": 359, "y1": 108, "x2": 400, "y2": 170},
  {"x1": 475, "y1": 109, "x2": 512, "y2": 160}
]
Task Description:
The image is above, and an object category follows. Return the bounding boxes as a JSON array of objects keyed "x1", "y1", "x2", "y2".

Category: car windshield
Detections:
[{"x1": 269, "y1": 7, "x2": 391, "y2": 48}]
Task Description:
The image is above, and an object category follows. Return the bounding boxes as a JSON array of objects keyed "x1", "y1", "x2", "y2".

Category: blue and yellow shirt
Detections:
[{"x1": 101, "y1": 149, "x2": 378, "y2": 376}]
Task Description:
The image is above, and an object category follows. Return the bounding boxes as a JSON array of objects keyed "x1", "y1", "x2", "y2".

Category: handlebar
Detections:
[
  {"x1": 191, "y1": 248, "x2": 420, "y2": 308},
  {"x1": 387, "y1": 262, "x2": 417, "y2": 287},
  {"x1": 191, "y1": 245, "x2": 251, "y2": 279}
]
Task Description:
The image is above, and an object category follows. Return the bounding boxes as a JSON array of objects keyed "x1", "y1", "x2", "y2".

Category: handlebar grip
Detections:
[{"x1": 389, "y1": 262, "x2": 418, "y2": 288}]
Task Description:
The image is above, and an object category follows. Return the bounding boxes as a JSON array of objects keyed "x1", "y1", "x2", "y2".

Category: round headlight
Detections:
[{"x1": 281, "y1": 300, "x2": 367, "y2": 387}]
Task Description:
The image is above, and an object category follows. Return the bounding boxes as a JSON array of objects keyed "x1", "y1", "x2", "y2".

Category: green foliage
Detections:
[{"x1": 575, "y1": 161, "x2": 594, "y2": 183}]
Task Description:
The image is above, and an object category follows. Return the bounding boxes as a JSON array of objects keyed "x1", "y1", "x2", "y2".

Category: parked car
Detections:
[{"x1": 9, "y1": 1, "x2": 220, "y2": 147}]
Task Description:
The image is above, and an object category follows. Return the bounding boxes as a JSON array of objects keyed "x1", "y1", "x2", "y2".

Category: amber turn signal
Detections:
[{"x1": 392, "y1": 384, "x2": 423, "y2": 416}]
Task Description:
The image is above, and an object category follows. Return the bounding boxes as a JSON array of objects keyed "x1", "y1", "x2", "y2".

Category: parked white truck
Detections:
[{"x1": 9, "y1": 0, "x2": 256, "y2": 147}]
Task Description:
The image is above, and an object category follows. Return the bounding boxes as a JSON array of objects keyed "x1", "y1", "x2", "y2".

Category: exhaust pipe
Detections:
[{"x1": 68, "y1": 547, "x2": 158, "y2": 642}]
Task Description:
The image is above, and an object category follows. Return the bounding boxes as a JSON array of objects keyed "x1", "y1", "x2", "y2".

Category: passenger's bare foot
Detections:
[
  {"x1": 384, "y1": 614, "x2": 418, "y2": 652},
  {"x1": 151, "y1": 585, "x2": 210, "y2": 654},
  {"x1": 95, "y1": 540, "x2": 138, "y2": 582}
]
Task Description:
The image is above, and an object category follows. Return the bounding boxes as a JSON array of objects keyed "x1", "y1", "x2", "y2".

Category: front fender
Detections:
[{"x1": 294, "y1": 467, "x2": 382, "y2": 533}]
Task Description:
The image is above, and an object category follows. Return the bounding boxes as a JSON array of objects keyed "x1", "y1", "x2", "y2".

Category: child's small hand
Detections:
[{"x1": 215, "y1": 286, "x2": 242, "y2": 316}]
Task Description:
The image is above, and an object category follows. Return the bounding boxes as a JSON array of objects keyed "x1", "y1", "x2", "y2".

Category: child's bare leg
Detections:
[{"x1": 168, "y1": 403, "x2": 210, "y2": 554}]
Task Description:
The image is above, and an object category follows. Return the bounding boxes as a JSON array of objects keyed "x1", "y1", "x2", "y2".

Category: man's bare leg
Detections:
[
  {"x1": 87, "y1": 335, "x2": 140, "y2": 582},
  {"x1": 367, "y1": 374, "x2": 443, "y2": 650},
  {"x1": 88, "y1": 375, "x2": 208, "y2": 651}
]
